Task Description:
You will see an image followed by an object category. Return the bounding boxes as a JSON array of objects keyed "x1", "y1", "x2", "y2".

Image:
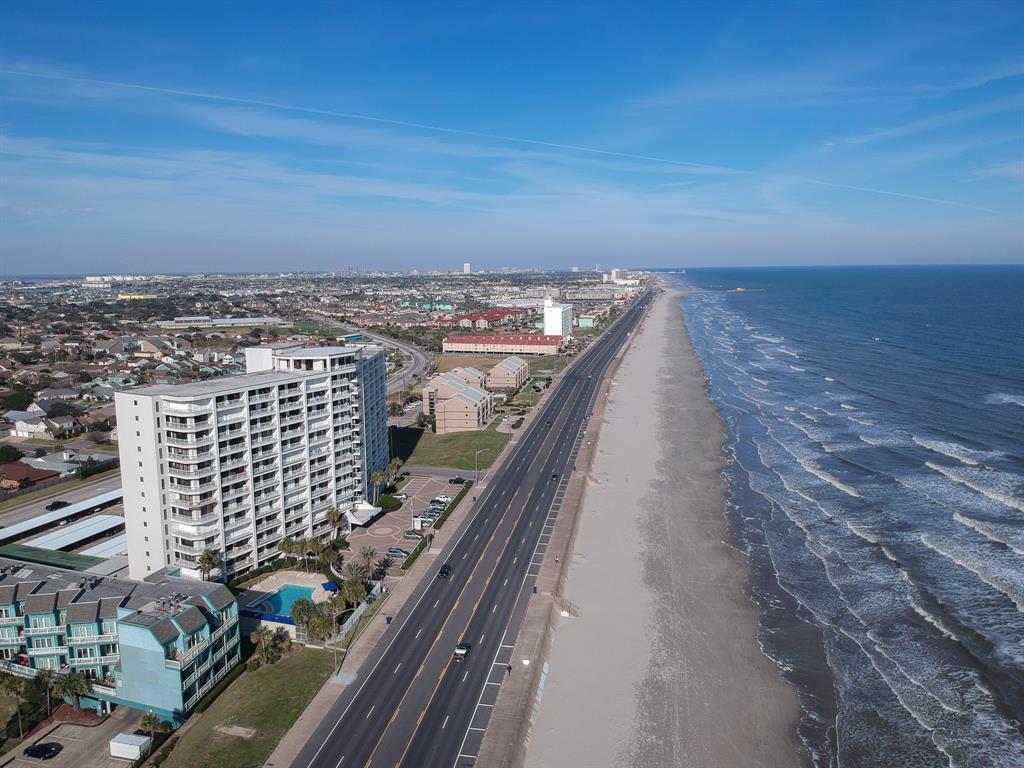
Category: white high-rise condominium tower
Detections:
[
  {"x1": 115, "y1": 344, "x2": 389, "y2": 581},
  {"x1": 543, "y1": 296, "x2": 573, "y2": 339},
  {"x1": 463, "y1": 262, "x2": 471, "y2": 274}
]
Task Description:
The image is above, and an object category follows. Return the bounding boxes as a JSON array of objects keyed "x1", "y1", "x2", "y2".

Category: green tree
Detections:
[
  {"x1": 0, "y1": 445, "x2": 23, "y2": 464},
  {"x1": 140, "y1": 712, "x2": 168, "y2": 738},
  {"x1": 305, "y1": 614, "x2": 335, "y2": 645},
  {"x1": 359, "y1": 546, "x2": 377, "y2": 569},
  {"x1": 196, "y1": 548, "x2": 219, "y2": 581},
  {"x1": 343, "y1": 560, "x2": 369, "y2": 583},
  {"x1": 34, "y1": 668, "x2": 56, "y2": 718},
  {"x1": 290, "y1": 597, "x2": 318, "y2": 628},
  {"x1": 251, "y1": 625, "x2": 277, "y2": 665},
  {"x1": 54, "y1": 670, "x2": 90, "y2": 710},
  {"x1": 369, "y1": 471, "x2": 386, "y2": 501},
  {"x1": 340, "y1": 577, "x2": 367, "y2": 609},
  {"x1": 0, "y1": 674, "x2": 25, "y2": 738},
  {"x1": 324, "y1": 507, "x2": 343, "y2": 540}
]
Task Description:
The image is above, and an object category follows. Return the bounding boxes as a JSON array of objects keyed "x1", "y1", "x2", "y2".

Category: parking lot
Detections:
[
  {"x1": 346, "y1": 475, "x2": 467, "y2": 567},
  {"x1": 5, "y1": 707, "x2": 141, "y2": 768}
]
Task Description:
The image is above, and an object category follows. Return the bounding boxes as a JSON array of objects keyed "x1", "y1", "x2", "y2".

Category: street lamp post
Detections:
[{"x1": 474, "y1": 448, "x2": 492, "y2": 486}]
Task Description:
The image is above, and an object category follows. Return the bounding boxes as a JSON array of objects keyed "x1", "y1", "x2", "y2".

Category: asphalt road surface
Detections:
[
  {"x1": 314, "y1": 316, "x2": 432, "y2": 396},
  {"x1": 0, "y1": 472, "x2": 123, "y2": 530},
  {"x1": 294, "y1": 291, "x2": 652, "y2": 768}
]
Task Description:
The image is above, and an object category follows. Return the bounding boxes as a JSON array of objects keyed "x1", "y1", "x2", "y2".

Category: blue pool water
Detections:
[{"x1": 260, "y1": 585, "x2": 315, "y2": 616}]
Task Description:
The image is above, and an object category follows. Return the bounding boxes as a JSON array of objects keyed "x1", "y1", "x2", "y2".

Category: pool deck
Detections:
[{"x1": 239, "y1": 570, "x2": 334, "y2": 610}]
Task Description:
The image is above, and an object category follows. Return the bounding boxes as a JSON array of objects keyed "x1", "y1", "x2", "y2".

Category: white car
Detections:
[
  {"x1": 393, "y1": 493, "x2": 408, "y2": 500},
  {"x1": 433, "y1": 495, "x2": 453, "y2": 504}
]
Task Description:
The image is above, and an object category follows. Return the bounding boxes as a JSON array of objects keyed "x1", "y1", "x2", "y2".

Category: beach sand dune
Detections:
[{"x1": 526, "y1": 289, "x2": 802, "y2": 768}]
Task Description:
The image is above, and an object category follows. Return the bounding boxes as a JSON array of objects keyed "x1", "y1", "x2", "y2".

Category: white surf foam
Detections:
[
  {"x1": 797, "y1": 457, "x2": 862, "y2": 498},
  {"x1": 925, "y1": 462, "x2": 1024, "y2": 514},
  {"x1": 986, "y1": 392, "x2": 1024, "y2": 408}
]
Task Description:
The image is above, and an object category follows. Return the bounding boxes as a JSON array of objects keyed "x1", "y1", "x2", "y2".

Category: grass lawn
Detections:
[
  {"x1": 529, "y1": 355, "x2": 571, "y2": 375},
  {"x1": 390, "y1": 420, "x2": 509, "y2": 471},
  {"x1": 162, "y1": 648, "x2": 333, "y2": 768},
  {"x1": 0, "y1": 694, "x2": 19, "y2": 754},
  {"x1": 435, "y1": 353, "x2": 502, "y2": 373}
]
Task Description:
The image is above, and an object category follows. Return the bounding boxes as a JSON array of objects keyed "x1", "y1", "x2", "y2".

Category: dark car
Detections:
[
  {"x1": 437, "y1": 563, "x2": 452, "y2": 579},
  {"x1": 551, "y1": 472, "x2": 559, "y2": 480},
  {"x1": 448, "y1": 477, "x2": 466, "y2": 485},
  {"x1": 44, "y1": 500, "x2": 70, "y2": 511},
  {"x1": 23, "y1": 743, "x2": 62, "y2": 761},
  {"x1": 545, "y1": 420, "x2": 552, "y2": 427}
]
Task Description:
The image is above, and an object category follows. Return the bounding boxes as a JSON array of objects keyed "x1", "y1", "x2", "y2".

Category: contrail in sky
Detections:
[{"x1": 0, "y1": 66, "x2": 1017, "y2": 218}]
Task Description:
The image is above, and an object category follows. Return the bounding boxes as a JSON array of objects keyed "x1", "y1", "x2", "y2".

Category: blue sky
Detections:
[{"x1": 1, "y1": 1, "x2": 1022, "y2": 274}]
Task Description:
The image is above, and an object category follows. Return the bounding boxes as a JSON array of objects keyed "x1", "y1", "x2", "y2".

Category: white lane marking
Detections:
[
  {"x1": 492, "y1": 604, "x2": 497, "y2": 613},
  {"x1": 394, "y1": 663, "x2": 402, "y2": 674},
  {"x1": 415, "y1": 628, "x2": 423, "y2": 639},
  {"x1": 469, "y1": 726, "x2": 486, "y2": 732},
  {"x1": 462, "y1": 552, "x2": 467, "y2": 559},
  {"x1": 479, "y1": 634, "x2": 485, "y2": 643},
  {"x1": 462, "y1": 670, "x2": 469, "y2": 682},
  {"x1": 365, "y1": 705, "x2": 374, "y2": 719},
  {"x1": 433, "y1": 600, "x2": 440, "y2": 608},
  {"x1": 502, "y1": 578, "x2": 508, "y2": 586}
]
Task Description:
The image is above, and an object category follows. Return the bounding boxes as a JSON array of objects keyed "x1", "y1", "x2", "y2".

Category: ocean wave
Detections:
[
  {"x1": 840, "y1": 403, "x2": 857, "y2": 411},
  {"x1": 986, "y1": 392, "x2": 1024, "y2": 408},
  {"x1": 912, "y1": 435, "x2": 1000, "y2": 467},
  {"x1": 953, "y1": 512, "x2": 1024, "y2": 557},
  {"x1": 797, "y1": 457, "x2": 862, "y2": 497},
  {"x1": 824, "y1": 376, "x2": 836, "y2": 382},
  {"x1": 909, "y1": 597, "x2": 960, "y2": 641},
  {"x1": 789, "y1": 364, "x2": 807, "y2": 372},
  {"x1": 752, "y1": 333, "x2": 785, "y2": 343},
  {"x1": 919, "y1": 533, "x2": 1024, "y2": 612},
  {"x1": 778, "y1": 347, "x2": 801, "y2": 358},
  {"x1": 925, "y1": 462, "x2": 1024, "y2": 514}
]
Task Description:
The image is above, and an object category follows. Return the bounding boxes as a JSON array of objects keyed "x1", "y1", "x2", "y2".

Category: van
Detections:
[{"x1": 453, "y1": 642, "x2": 470, "y2": 662}]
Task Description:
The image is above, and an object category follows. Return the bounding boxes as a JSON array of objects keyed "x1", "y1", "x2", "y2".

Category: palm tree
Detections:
[
  {"x1": 251, "y1": 625, "x2": 275, "y2": 665},
  {"x1": 340, "y1": 577, "x2": 367, "y2": 609},
  {"x1": 54, "y1": 671, "x2": 90, "y2": 710},
  {"x1": 34, "y1": 668, "x2": 56, "y2": 718},
  {"x1": 278, "y1": 536, "x2": 297, "y2": 564},
  {"x1": 376, "y1": 556, "x2": 394, "y2": 573},
  {"x1": 325, "y1": 507, "x2": 343, "y2": 541},
  {"x1": 306, "y1": 614, "x2": 335, "y2": 645},
  {"x1": 369, "y1": 471, "x2": 386, "y2": 502},
  {"x1": 290, "y1": 597, "x2": 317, "y2": 628},
  {"x1": 343, "y1": 560, "x2": 369, "y2": 583},
  {"x1": 0, "y1": 674, "x2": 25, "y2": 738},
  {"x1": 359, "y1": 546, "x2": 377, "y2": 569},
  {"x1": 196, "y1": 548, "x2": 219, "y2": 581}
]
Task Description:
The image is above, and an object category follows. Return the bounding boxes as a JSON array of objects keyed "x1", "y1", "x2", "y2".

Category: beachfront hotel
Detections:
[
  {"x1": 0, "y1": 557, "x2": 241, "y2": 724},
  {"x1": 542, "y1": 296, "x2": 573, "y2": 339},
  {"x1": 115, "y1": 344, "x2": 389, "y2": 581}
]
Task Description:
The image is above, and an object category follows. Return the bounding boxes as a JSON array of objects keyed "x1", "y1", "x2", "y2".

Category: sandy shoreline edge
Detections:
[{"x1": 525, "y1": 287, "x2": 803, "y2": 768}]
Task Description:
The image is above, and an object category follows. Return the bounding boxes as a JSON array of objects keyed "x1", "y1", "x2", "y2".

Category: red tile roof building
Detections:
[{"x1": 442, "y1": 335, "x2": 562, "y2": 356}]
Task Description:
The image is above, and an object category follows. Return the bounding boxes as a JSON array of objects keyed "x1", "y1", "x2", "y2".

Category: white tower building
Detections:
[
  {"x1": 116, "y1": 344, "x2": 389, "y2": 581},
  {"x1": 543, "y1": 296, "x2": 573, "y2": 339}
]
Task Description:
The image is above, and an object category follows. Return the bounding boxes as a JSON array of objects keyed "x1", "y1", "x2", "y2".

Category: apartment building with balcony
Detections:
[
  {"x1": 115, "y1": 345, "x2": 388, "y2": 581},
  {"x1": 0, "y1": 558, "x2": 240, "y2": 724},
  {"x1": 422, "y1": 371, "x2": 495, "y2": 435},
  {"x1": 485, "y1": 356, "x2": 530, "y2": 391}
]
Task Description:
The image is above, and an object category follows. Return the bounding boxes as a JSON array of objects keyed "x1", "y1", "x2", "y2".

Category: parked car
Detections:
[
  {"x1": 448, "y1": 477, "x2": 466, "y2": 485},
  {"x1": 387, "y1": 547, "x2": 411, "y2": 558},
  {"x1": 433, "y1": 495, "x2": 452, "y2": 504},
  {"x1": 403, "y1": 530, "x2": 424, "y2": 540},
  {"x1": 393, "y1": 492, "x2": 408, "y2": 500},
  {"x1": 44, "y1": 500, "x2": 70, "y2": 511},
  {"x1": 23, "y1": 744, "x2": 62, "y2": 761}
]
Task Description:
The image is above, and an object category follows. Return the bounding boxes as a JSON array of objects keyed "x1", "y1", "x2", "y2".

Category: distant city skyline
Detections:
[{"x1": 1, "y1": 1, "x2": 1022, "y2": 274}]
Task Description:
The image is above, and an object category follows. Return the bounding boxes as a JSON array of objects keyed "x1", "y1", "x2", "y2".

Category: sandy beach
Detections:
[{"x1": 525, "y1": 289, "x2": 803, "y2": 768}]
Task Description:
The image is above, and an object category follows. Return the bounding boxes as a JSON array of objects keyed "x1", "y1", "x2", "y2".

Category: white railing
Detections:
[{"x1": 67, "y1": 633, "x2": 119, "y2": 645}]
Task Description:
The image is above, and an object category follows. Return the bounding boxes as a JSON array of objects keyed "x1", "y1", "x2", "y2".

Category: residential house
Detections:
[{"x1": 0, "y1": 462, "x2": 59, "y2": 489}]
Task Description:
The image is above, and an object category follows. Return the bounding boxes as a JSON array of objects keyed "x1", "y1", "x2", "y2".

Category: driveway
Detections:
[
  {"x1": 346, "y1": 476, "x2": 459, "y2": 569},
  {"x1": 7, "y1": 707, "x2": 142, "y2": 768}
]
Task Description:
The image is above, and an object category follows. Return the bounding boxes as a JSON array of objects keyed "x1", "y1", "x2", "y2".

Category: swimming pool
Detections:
[{"x1": 257, "y1": 585, "x2": 315, "y2": 617}]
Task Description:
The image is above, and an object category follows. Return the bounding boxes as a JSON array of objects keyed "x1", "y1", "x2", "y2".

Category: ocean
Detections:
[{"x1": 674, "y1": 266, "x2": 1024, "y2": 768}]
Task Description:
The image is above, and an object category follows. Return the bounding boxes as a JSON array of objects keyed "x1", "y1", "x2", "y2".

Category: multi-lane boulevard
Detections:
[{"x1": 294, "y1": 290, "x2": 652, "y2": 768}]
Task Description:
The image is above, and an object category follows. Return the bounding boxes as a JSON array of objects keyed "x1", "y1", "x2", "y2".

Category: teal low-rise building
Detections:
[{"x1": 0, "y1": 559, "x2": 240, "y2": 724}]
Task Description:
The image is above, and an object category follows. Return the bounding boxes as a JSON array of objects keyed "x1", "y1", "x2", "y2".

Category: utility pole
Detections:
[{"x1": 474, "y1": 448, "x2": 492, "y2": 486}]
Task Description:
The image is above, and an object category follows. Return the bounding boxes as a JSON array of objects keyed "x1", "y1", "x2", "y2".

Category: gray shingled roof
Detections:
[
  {"x1": 56, "y1": 589, "x2": 81, "y2": 609},
  {"x1": 203, "y1": 584, "x2": 235, "y2": 611},
  {"x1": 98, "y1": 596, "x2": 123, "y2": 618},
  {"x1": 0, "y1": 585, "x2": 15, "y2": 605},
  {"x1": 150, "y1": 618, "x2": 179, "y2": 645},
  {"x1": 65, "y1": 601, "x2": 99, "y2": 624},
  {"x1": 15, "y1": 581, "x2": 41, "y2": 600},
  {"x1": 22, "y1": 592, "x2": 57, "y2": 614},
  {"x1": 174, "y1": 606, "x2": 207, "y2": 635}
]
